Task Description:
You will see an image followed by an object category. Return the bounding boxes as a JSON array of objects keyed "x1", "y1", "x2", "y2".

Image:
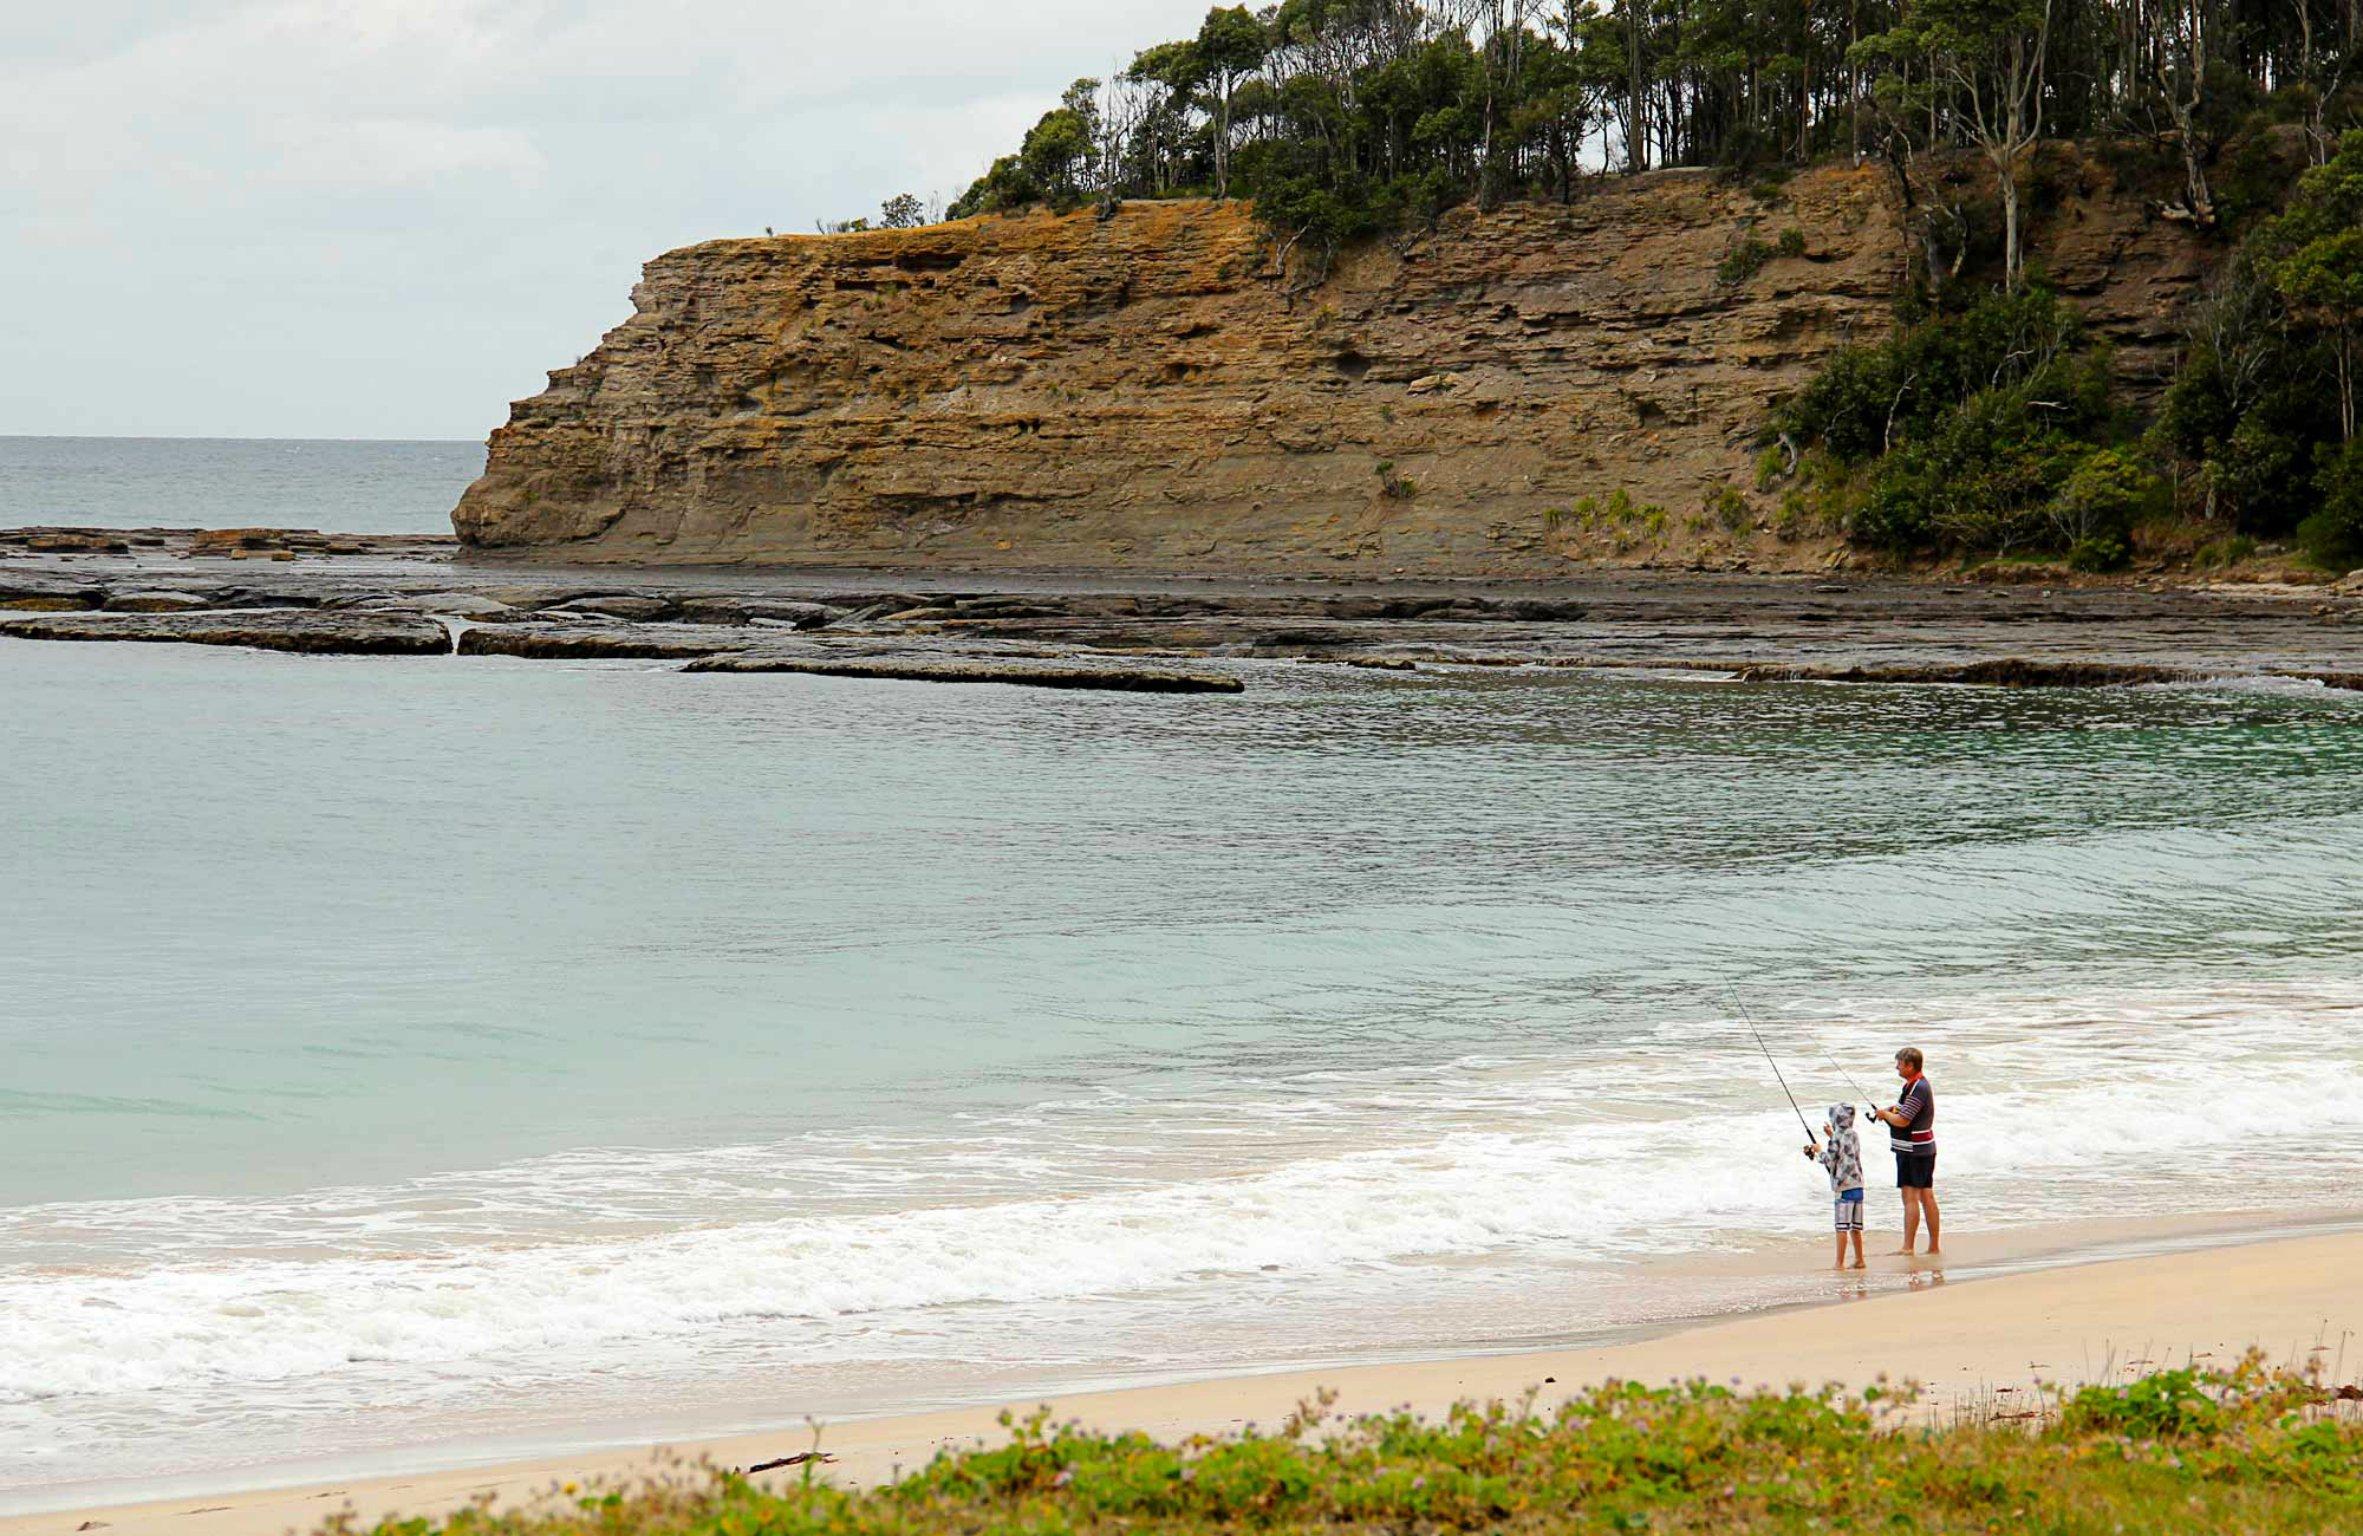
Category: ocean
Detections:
[
  {"x1": 0, "y1": 436, "x2": 478, "y2": 534},
  {"x1": 4, "y1": 444, "x2": 2363, "y2": 1509}
]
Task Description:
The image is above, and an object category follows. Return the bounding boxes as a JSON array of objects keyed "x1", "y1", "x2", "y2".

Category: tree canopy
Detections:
[{"x1": 949, "y1": 0, "x2": 2363, "y2": 258}]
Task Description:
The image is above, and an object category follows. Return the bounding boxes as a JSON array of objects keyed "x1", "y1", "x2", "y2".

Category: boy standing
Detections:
[{"x1": 1803, "y1": 1102, "x2": 1866, "y2": 1269}]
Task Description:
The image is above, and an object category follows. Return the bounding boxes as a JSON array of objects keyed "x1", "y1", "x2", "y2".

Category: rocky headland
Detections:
[
  {"x1": 5, "y1": 172, "x2": 2352, "y2": 694},
  {"x1": 451, "y1": 161, "x2": 2204, "y2": 574}
]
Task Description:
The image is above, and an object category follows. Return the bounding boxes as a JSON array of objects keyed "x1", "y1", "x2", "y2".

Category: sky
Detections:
[{"x1": 0, "y1": 0, "x2": 1208, "y2": 440}]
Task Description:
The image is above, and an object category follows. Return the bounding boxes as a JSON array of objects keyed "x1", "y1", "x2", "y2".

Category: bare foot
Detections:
[
  {"x1": 1925, "y1": 1245, "x2": 1941, "y2": 1255},
  {"x1": 1886, "y1": 1247, "x2": 1916, "y2": 1256},
  {"x1": 1851, "y1": 1259, "x2": 1867, "y2": 1269}
]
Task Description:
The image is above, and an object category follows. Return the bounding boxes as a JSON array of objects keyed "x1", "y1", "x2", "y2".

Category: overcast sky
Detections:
[{"x1": 1, "y1": 0, "x2": 1205, "y2": 440}]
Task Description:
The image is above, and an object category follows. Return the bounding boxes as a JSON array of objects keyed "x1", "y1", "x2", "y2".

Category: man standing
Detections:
[{"x1": 1874, "y1": 1047, "x2": 1939, "y2": 1255}]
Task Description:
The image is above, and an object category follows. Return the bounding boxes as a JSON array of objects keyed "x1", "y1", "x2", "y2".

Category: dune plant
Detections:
[{"x1": 354, "y1": 1363, "x2": 2363, "y2": 1536}]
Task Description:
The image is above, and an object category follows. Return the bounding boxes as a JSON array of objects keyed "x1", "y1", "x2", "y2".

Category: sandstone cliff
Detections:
[{"x1": 454, "y1": 162, "x2": 2205, "y2": 572}]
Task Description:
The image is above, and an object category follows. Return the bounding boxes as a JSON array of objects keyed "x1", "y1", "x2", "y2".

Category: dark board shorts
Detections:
[{"x1": 1896, "y1": 1152, "x2": 1936, "y2": 1188}]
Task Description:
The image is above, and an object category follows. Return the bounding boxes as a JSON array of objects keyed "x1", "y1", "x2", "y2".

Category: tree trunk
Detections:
[
  {"x1": 1849, "y1": 0, "x2": 1861, "y2": 160},
  {"x1": 2179, "y1": 124, "x2": 2215, "y2": 224},
  {"x1": 1625, "y1": 1, "x2": 1648, "y2": 172},
  {"x1": 2002, "y1": 168, "x2": 2021, "y2": 290},
  {"x1": 2342, "y1": 322, "x2": 2356, "y2": 442},
  {"x1": 1216, "y1": 85, "x2": 1231, "y2": 199},
  {"x1": 2161, "y1": 0, "x2": 2214, "y2": 224}
]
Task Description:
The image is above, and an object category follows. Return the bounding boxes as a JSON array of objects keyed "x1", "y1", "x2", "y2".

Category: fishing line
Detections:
[
  {"x1": 1728, "y1": 985, "x2": 1815, "y2": 1141},
  {"x1": 1814, "y1": 1040, "x2": 1878, "y2": 1112}
]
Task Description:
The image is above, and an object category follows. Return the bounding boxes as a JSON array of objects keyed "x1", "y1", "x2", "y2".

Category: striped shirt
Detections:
[{"x1": 1890, "y1": 1076, "x2": 1935, "y2": 1155}]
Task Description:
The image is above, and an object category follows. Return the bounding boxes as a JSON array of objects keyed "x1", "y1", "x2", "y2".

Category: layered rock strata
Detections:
[{"x1": 453, "y1": 161, "x2": 2207, "y2": 572}]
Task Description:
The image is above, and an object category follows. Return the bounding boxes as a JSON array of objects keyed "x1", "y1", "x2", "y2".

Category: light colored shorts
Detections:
[{"x1": 1834, "y1": 1191, "x2": 1865, "y2": 1231}]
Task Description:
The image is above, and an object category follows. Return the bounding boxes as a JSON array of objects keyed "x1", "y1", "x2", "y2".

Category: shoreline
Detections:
[
  {"x1": 7, "y1": 529, "x2": 2363, "y2": 684},
  {"x1": 9, "y1": 1214, "x2": 2357, "y2": 1536}
]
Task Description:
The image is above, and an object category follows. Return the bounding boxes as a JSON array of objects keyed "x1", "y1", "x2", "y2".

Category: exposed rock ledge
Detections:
[
  {"x1": 0, "y1": 610, "x2": 451, "y2": 655},
  {"x1": 10, "y1": 542, "x2": 2359, "y2": 691},
  {"x1": 453, "y1": 163, "x2": 2205, "y2": 573},
  {"x1": 683, "y1": 655, "x2": 1244, "y2": 693}
]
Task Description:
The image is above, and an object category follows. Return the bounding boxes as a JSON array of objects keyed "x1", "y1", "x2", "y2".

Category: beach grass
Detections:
[{"x1": 345, "y1": 1359, "x2": 2363, "y2": 1536}]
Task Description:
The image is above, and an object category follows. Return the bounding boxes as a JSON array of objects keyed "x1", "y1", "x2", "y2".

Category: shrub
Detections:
[
  {"x1": 2219, "y1": 404, "x2": 2332, "y2": 535},
  {"x1": 352, "y1": 1368, "x2": 2363, "y2": 1536},
  {"x1": 1786, "y1": 345, "x2": 1899, "y2": 461},
  {"x1": 1716, "y1": 235, "x2": 1777, "y2": 286},
  {"x1": 2062, "y1": 1368, "x2": 2222, "y2": 1438},
  {"x1": 1847, "y1": 474, "x2": 1933, "y2": 550},
  {"x1": 2067, "y1": 532, "x2": 2132, "y2": 572},
  {"x1": 2302, "y1": 438, "x2": 2363, "y2": 569},
  {"x1": 1784, "y1": 288, "x2": 2089, "y2": 468},
  {"x1": 2049, "y1": 447, "x2": 2164, "y2": 548},
  {"x1": 1784, "y1": 288, "x2": 2123, "y2": 559},
  {"x1": 2195, "y1": 532, "x2": 2259, "y2": 567},
  {"x1": 1853, "y1": 353, "x2": 2111, "y2": 555}
]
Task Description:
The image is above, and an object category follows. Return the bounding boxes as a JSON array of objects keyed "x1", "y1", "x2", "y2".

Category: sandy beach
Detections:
[{"x1": 12, "y1": 1224, "x2": 2354, "y2": 1536}]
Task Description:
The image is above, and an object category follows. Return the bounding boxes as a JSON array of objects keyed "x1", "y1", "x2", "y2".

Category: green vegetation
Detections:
[
  {"x1": 1772, "y1": 134, "x2": 2363, "y2": 571},
  {"x1": 355, "y1": 1366, "x2": 2361, "y2": 1536},
  {"x1": 1718, "y1": 228, "x2": 1808, "y2": 286},
  {"x1": 818, "y1": 193, "x2": 935, "y2": 236},
  {"x1": 1775, "y1": 285, "x2": 2131, "y2": 561},
  {"x1": 1714, "y1": 236, "x2": 1772, "y2": 286},
  {"x1": 1704, "y1": 482, "x2": 1752, "y2": 532},
  {"x1": 2158, "y1": 132, "x2": 2363, "y2": 568},
  {"x1": 931, "y1": 0, "x2": 2363, "y2": 567},
  {"x1": 948, "y1": 2, "x2": 2356, "y2": 265}
]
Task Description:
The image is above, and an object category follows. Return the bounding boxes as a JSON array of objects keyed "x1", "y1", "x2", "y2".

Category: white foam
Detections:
[{"x1": 6, "y1": 982, "x2": 2361, "y2": 1406}]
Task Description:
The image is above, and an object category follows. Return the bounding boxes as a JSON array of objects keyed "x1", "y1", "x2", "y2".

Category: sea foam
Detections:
[{"x1": 6, "y1": 984, "x2": 2359, "y2": 1405}]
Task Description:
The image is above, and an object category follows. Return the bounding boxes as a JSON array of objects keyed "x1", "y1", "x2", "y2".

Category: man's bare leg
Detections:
[
  {"x1": 1891, "y1": 1189, "x2": 1920, "y2": 1255},
  {"x1": 1922, "y1": 1190, "x2": 1941, "y2": 1254}
]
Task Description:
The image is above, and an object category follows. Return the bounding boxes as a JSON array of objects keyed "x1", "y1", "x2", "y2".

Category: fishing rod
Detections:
[
  {"x1": 1728, "y1": 985, "x2": 1816, "y2": 1142},
  {"x1": 1814, "y1": 1040, "x2": 1879, "y2": 1113}
]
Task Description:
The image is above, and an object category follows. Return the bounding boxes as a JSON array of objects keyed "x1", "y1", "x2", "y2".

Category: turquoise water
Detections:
[
  {"x1": 4, "y1": 639, "x2": 2361, "y2": 1504},
  {"x1": 0, "y1": 437, "x2": 477, "y2": 533}
]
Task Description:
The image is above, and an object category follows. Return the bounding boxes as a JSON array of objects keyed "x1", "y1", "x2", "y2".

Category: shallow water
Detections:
[
  {"x1": 0, "y1": 437, "x2": 477, "y2": 533},
  {"x1": 3, "y1": 641, "x2": 2360, "y2": 1503}
]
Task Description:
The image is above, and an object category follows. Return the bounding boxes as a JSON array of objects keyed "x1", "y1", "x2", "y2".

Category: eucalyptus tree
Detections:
[
  {"x1": 1198, "y1": 6, "x2": 1274, "y2": 195},
  {"x1": 1866, "y1": 0, "x2": 2054, "y2": 289}
]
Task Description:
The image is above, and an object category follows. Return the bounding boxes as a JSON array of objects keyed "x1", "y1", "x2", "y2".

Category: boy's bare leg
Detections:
[
  {"x1": 1832, "y1": 1229, "x2": 1846, "y2": 1270},
  {"x1": 1850, "y1": 1228, "x2": 1866, "y2": 1268},
  {"x1": 1922, "y1": 1190, "x2": 1941, "y2": 1254}
]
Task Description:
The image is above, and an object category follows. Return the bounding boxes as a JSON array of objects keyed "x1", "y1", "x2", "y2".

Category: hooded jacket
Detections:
[{"x1": 1816, "y1": 1102, "x2": 1865, "y2": 1194}]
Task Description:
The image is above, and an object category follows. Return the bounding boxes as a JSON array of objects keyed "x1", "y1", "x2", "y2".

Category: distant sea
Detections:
[{"x1": 0, "y1": 436, "x2": 480, "y2": 534}]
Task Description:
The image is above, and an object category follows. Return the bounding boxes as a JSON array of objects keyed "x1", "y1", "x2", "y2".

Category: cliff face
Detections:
[{"x1": 455, "y1": 162, "x2": 2205, "y2": 572}]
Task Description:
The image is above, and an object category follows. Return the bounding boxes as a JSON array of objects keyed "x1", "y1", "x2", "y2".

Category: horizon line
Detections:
[{"x1": 1, "y1": 433, "x2": 483, "y2": 445}]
